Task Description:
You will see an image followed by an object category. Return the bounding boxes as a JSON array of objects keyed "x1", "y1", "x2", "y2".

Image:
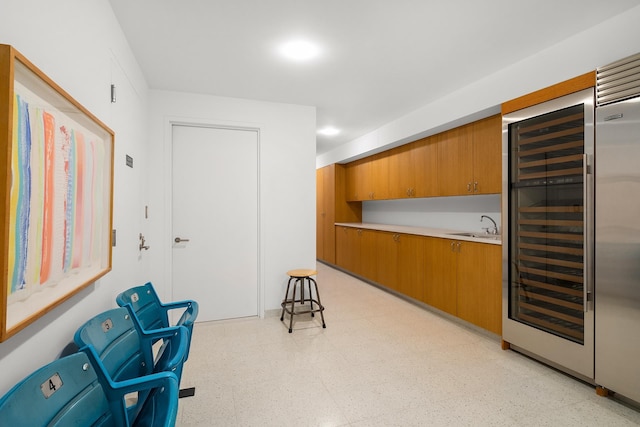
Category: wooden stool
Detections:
[{"x1": 280, "y1": 269, "x2": 326, "y2": 333}]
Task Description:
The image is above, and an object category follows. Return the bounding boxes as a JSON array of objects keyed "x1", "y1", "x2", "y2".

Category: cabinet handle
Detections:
[
  {"x1": 467, "y1": 182, "x2": 471, "y2": 192},
  {"x1": 473, "y1": 181, "x2": 478, "y2": 192},
  {"x1": 406, "y1": 188, "x2": 411, "y2": 196},
  {"x1": 456, "y1": 242, "x2": 461, "y2": 252},
  {"x1": 450, "y1": 242, "x2": 456, "y2": 251}
]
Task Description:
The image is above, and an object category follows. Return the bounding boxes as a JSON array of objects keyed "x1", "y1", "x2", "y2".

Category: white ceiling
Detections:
[{"x1": 108, "y1": 0, "x2": 639, "y2": 155}]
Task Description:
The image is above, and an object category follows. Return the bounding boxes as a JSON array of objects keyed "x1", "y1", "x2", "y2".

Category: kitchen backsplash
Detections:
[{"x1": 362, "y1": 194, "x2": 501, "y2": 233}]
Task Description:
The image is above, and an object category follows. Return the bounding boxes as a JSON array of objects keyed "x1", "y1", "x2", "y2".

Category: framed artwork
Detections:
[{"x1": 0, "y1": 45, "x2": 114, "y2": 342}]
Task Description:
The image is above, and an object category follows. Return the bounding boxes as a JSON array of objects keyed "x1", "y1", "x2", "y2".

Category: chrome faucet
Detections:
[{"x1": 480, "y1": 215, "x2": 499, "y2": 235}]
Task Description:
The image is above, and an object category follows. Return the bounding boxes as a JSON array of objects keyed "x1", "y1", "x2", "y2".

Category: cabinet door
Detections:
[
  {"x1": 376, "y1": 231, "x2": 399, "y2": 291},
  {"x1": 414, "y1": 137, "x2": 438, "y2": 198},
  {"x1": 456, "y1": 242, "x2": 502, "y2": 335},
  {"x1": 358, "y1": 229, "x2": 378, "y2": 281},
  {"x1": 323, "y1": 165, "x2": 337, "y2": 263},
  {"x1": 371, "y1": 153, "x2": 389, "y2": 200},
  {"x1": 397, "y1": 234, "x2": 425, "y2": 301},
  {"x1": 437, "y1": 126, "x2": 473, "y2": 196},
  {"x1": 346, "y1": 160, "x2": 366, "y2": 202},
  {"x1": 316, "y1": 168, "x2": 324, "y2": 260},
  {"x1": 336, "y1": 226, "x2": 355, "y2": 271},
  {"x1": 472, "y1": 115, "x2": 502, "y2": 194},
  {"x1": 424, "y1": 237, "x2": 457, "y2": 315},
  {"x1": 388, "y1": 145, "x2": 410, "y2": 199}
]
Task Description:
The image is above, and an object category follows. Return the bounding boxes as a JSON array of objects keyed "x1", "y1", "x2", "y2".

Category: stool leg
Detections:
[
  {"x1": 280, "y1": 277, "x2": 294, "y2": 321},
  {"x1": 307, "y1": 277, "x2": 315, "y2": 317},
  {"x1": 309, "y1": 277, "x2": 326, "y2": 328},
  {"x1": 288, "y1": 279, "x2": 299, "y2": 333},
  {"x1": 299, "y1": 277, "x2": 305, "y2": 305}
]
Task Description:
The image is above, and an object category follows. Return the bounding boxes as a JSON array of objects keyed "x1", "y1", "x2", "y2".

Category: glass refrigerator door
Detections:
[
  {"x1": 502, "y1": 87, "x2": 594, "y2": 379},
  {"x1": 509, "y1": 104, "x2": 586, "y2": 344}
]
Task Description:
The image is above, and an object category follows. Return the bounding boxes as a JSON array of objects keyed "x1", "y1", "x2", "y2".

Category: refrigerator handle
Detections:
[{"x1": 583, "y1": 153, "x2": 593, "y2": 313}]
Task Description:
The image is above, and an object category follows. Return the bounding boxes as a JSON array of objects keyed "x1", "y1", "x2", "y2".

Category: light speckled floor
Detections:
[{"x1": 177, "y1": 262, "x2": 640, "y2": 426}]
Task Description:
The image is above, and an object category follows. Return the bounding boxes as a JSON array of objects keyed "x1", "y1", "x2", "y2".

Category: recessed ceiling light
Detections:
[
  {"x1": 279, "y1": 39, "x2": 320, "y2": 62},
  {"x1": 318, "y1": 126, "x2": 340, "y2": 136}
]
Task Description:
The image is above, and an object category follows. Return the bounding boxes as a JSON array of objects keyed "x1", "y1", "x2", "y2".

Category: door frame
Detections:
[{"x1": 161, "y1": 116, "x2": 264, "y2": 319}]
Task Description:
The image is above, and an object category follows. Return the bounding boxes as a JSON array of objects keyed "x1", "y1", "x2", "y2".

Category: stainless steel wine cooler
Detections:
[{"x1": 502, "y1": 88, "x2": 595, "y2": 379}]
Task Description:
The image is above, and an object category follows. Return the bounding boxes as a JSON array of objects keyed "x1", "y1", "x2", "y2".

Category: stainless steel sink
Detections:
[{"x1": 447, "y1": 232, "x2": 500, "y2": 240}]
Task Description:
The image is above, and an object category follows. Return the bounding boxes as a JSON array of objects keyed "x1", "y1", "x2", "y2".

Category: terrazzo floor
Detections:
[{"x1": 177, "y1": 262, "x2": 640, "y2": 426}]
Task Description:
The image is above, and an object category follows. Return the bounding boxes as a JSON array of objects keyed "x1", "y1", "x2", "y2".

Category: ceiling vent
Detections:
[{"x1": 596, "y1": 52, "x2": 640, "y2": 106}]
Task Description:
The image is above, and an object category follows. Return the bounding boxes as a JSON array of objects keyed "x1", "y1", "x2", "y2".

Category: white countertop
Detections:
[{"x1": 334, "y1": 222, "x2": 502, "y2": 245}]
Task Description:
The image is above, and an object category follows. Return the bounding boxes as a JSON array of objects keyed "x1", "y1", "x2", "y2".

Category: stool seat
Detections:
[
  {"x1": 287, "y1": 269, "x2": 317, "y2": 278},
  {"x1": 280, "y1": 269, "x2": 325, "y2": 333}
]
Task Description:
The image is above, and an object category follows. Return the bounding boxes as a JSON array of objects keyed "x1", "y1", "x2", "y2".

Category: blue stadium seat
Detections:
[
  {"x1": 0, "y1": 351, "x2": 178, "y2": 427},
  {"x1": 116, "y1": 282, "x2": 198, "y2": 360},
  {"x1": 74, "y1": 307, "x2": 188, "y2": 421}
]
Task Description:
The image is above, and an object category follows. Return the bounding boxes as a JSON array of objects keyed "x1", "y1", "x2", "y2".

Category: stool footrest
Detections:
[{"x1": 281, "y1": 299, "x2": 324, "y2": 316}]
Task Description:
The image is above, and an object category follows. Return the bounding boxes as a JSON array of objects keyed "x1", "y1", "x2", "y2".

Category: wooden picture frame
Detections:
[{"x1": 0, "y1": 44, "x2": 114, "y2": 342}]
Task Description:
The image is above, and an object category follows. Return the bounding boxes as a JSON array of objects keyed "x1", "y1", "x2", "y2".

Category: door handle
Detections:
[{"x1": 174, "y1": 237, "x2": 190, "y2": 243}]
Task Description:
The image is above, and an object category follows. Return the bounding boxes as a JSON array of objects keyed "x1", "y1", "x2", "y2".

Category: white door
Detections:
[{"x1": 171, "y1": 125, "x2": 258, "y2": 321}]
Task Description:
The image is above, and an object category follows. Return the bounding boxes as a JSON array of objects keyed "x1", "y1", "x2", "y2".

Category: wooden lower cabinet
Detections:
[
  {"x1": 397, "y1": 234, "x2": 426, "y2": 302},
  {"x1": 424, "y1": 237, "x2": 502, "y2": 335},
  {"x1": 336, "y1": 226, "x2": 359, "y2": 273},
  {"x1": 424, "y1": 237, "x2": 458, "y2": 315},
  {"x1": 456, "y1": 241, "x2": 502, "y2": 335},
  {"x1": 336, "y1": 228, "x2": 501, "y2": 335},
  {"x1": 376, "y1": 231, "x2": 399, "y2": 290},
  {"x1": 372, "y1": 232, "x2": 425, "y2": 300}
]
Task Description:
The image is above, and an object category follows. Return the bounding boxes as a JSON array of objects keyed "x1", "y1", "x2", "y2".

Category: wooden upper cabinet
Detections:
[
  {"x1": 371, "y1": 153, "x2": 389, "y2": 200},
  {"x1": 437, "y1": 115, "x2": 501, "y2": 196},
  {"x1": 346, "y1": 153, "x2": 389, "y2": 201},
  {"x1": 437, "y1": 125, "x2": 474, "y2": 196},
  {"x1": 345, "y1": 159, "x2": 363, "y2": 201},
  {"x1": 417, "y1": 137, "x2": 438, "y2": 197},
  {"x1": 471, "y1": 115, "x2": 502, "y2": 194},
  {"x1": 387, "y1": 136, "x2": 438, "y2": 199},
  {"x1": 388, "y1": 145, "x2": 409, "y2": 199},
  {"x1": 344, "y1": 114, "x2": 501, "y2": 201}
]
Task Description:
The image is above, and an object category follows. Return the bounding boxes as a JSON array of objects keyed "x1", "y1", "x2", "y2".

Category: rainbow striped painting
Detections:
[
  {"x1": 1, "y1": 45, "x2": 113, "y2": 342},
  {"x1": 7, "y1": 88, "x2": 110, "y2": 299}
]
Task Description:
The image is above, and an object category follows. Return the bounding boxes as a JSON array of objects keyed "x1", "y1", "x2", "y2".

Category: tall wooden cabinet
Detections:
[{"x1": 316, "y1": 164, "x2": 361, "y2": 264}]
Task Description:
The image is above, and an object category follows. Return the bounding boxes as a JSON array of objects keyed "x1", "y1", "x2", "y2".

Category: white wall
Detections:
[
  {"x1": 0, "y1": 0, "x2": 150, "y2": 395},
  {"x1": 146, "y1": 90, "x2": 316, "y2": 314},
  {"x1": 317, "y1": 5, "x2": 640, "y2": 168}
]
